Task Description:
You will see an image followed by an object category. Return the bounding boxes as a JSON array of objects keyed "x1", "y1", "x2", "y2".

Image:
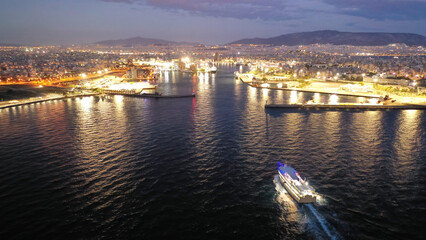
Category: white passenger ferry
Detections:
[{"x1": 277, "y1": 162, "x2": 317, "y2": 203}]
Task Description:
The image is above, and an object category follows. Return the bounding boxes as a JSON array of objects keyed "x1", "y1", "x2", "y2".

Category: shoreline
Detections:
[
  {"x1": 0, "y1": 93, "x2": 100, "y2": 110},
  {"x1": 246, "y1": 82, "x2": 381, "y2": 98},
  {"x1": 239, "y1": 75, "x2": 380, "y2": 98},
  {"x1": 265, "y1": 103, "x2": 426, "y2": 110},
  {"x1": 0, "y1": 91, "x2": 195, "y2": 109},
  {"x1": 239, "y1": 75, "x2": 426, "y2": 105}
]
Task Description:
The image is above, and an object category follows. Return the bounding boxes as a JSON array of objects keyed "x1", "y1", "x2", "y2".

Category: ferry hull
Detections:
[{"x1": 279, "y1": 173, "x2": 316, "y2": 203}]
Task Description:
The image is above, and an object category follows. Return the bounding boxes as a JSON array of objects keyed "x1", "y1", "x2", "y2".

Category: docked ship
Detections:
[
  {"x1": 277, "y1": 162, "x2": 317, "y2": 203},
  {"x1": 234, "y1": 71, "x2": 240, "y2": 79},
  {"x1": 209, "y1": 66, "x2": 217, "y2": 73},
  {"x1": 196, "y1": 65, "x2": 217, "y2": 73}
]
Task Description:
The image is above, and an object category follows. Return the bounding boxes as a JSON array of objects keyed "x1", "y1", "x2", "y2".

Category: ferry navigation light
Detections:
[{"x1": 182, "y1": 57, "x2": 190, "y2": 63}]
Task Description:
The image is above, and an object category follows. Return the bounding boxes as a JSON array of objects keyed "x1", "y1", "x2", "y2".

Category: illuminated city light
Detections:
[
  {"x1": 314, "y1": 93, "x2": 320, "y2": 103},
  {"x1": 368, "y1": 98, "x2": 379, "y2": 104},
  {"x1": 182, "y1": 57, "x2": 190, "y2": 63},
  {"x1": 329, "y1": 94, "x2": 339, "y2": 104}
]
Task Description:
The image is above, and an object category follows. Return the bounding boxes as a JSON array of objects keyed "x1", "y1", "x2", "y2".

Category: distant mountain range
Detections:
[
  {"x1": 0, "y1": 43, "x2": 23, "y2": 47},
  {"x1": 229, "y1": 30, "x2": 426, "y2": 47},
  {"x1": 93, "y1": 37, "x2": 193, "y2": 46}
]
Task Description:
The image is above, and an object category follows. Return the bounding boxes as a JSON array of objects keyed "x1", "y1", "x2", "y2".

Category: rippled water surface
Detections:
[{"x1": 1, "y1": 65, "x2": 425, "y2": 239}]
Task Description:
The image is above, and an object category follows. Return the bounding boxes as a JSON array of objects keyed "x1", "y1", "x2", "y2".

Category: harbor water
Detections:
[{"x1": 0, "y1": 65, "x2": 425, "y2": 239}]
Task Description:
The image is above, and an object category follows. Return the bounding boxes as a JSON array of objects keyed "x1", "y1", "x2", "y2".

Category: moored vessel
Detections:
[
  {"x1": 277, "y1": 162, "x2": 317, "y2": 203},
  {"x1": 209, "y1": 66, "x2": 217, "y2": 73}
]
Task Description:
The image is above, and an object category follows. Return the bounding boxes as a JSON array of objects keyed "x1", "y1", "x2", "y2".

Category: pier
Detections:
[
  {"x1": 244, "y1": 81, "x2": 381, "y2": 98},
  {"x1": 104, "y1": 90, "x2": 195, "y2": 98},
  {"x1": 0, "y1": 93, "x2": 100, "y2": 109},
  {"x1": 238, "y1": 74, "x2": 382, "y2": 98},
  {"x1": 0, "y1": 91, "x2": 196, "y2": 110},
  {"x1": 265, "y1": 103, "x2": 426, "y2": 110},
  {"x1": 249, "y1": 84, "x2": 381, "y2": 98}
]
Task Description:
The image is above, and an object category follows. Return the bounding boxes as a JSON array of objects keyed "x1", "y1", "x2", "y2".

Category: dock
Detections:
[
  {"x1": 239, "y1": 74, "x2": 382, "y2": 98},
  {"x1": 0, "y1": 93, "x2": 100, "y2": 110},
  {"x1": 0, "y1": 92, "x2": 196, "y2": 110},
  {"x1": 246, "y1": 82, "x2": 381, "y2": 98},
  {"x1": 265, "y1": 103, "x2": 426, "y2": 110},
  {"x1": 105, "y1": 92, "x2": 195, "y2": 98}
]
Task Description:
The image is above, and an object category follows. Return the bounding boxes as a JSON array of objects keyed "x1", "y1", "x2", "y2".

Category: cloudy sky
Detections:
[{"x1": 0, "y1": 0, "x2": 425, "y2": 45}]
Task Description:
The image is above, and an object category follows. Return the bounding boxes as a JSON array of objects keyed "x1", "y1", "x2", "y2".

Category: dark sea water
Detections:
[{"x1": 1, "y1": 65, "x2": 425, "y2": 240}]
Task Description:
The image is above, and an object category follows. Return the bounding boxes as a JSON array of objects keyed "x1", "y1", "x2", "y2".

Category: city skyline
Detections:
[
  {"x1": 1, "y1": 0, "x2": 426, "y2": 45},
  {"x1": 1, "y1": 2, "x2": 426, "y2": 239}
]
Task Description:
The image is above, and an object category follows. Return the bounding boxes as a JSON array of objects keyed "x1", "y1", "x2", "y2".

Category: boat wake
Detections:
[
  {"x1": 273, "y1": 174, "x2": 287, "y2": 194},
  {"x1": 273, "y1": 175, "x2": 342, "y2": 240},
  {"x1": 273, "y1": 175, "x2": 293, "y2": 206},
  {"x1": 305, "y1": 203, "x2": 341, "y2": 240},
  {"x1": 315, "y1": 194, "x2": 328, "y2": 206}
]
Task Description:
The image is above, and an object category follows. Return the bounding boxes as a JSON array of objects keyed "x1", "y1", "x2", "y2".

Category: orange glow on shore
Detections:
[{"x1": 0, "y1": 69, "x2": 126, "y2": 86}]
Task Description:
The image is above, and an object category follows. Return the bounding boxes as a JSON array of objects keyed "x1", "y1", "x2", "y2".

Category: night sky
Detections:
[{"x1": 1, "y1": 0, "x2": 425, "y2": 45}]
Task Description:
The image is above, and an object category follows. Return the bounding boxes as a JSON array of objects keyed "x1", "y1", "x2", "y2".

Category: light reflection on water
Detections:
[
  {"x1": 0, "y1": 66, "x2": 425, "y2": 240},
  {"x1": 79, "y1": 96, "x2": 93, "y2": 112},
  {"x1": 393, "y1": 110, "x2": 422, "y2": 181},
  {"x1": 72, "y1": 94, "x2": 138, "y2": 217},
  {"x1": 290, "y1": 90, "x2": 298, "y2": 104},
  {"x1": 211, "y1": 73, "x2": 216, "y2": 86},
  {"x1": 261, "y1": 88, "x2": 269, "y2": 103},
  {"x1": 164, "y1": 71, "x2": 169, "y2": 83}
]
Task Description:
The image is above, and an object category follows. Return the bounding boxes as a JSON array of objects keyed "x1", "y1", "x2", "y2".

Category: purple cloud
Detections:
[
  {"x1": 324, "y1": 0, "x2": 426, "y2": 20},
  {"x1": 100, "y1": 0, "x2": 426, "y2": 21},
  {"x1": 102, "y1": 0, "x2": 135, "y2": 3},
  {"x1": 146, "y1": 0, "x2": 292, "y2": 20},
  {"x1": 100, "y1": 0, "x2": 323, "y2": 20}
]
